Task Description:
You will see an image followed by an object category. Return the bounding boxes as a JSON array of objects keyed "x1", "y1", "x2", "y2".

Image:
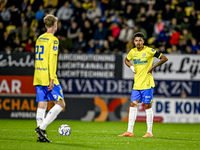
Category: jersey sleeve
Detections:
[
  {"x1": 126, "y1": 49, "x2": 134, "y2": 61},
  {"x1": 50, "y1": 38, "x2": 59, "y2": 54},
  {"x1": 148, "y1": 48, "x2": 162, "y2": 59},
  {"x1": 49, "y1": 38, "x2": 59, "y2": 80},
  {"x1": 154, "y1": 51, "x2": 162, "y2": 59}
]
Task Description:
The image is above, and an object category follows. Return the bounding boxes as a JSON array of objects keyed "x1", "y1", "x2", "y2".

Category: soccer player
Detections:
[
  {"x1": 33, "y1": 14, "x2": 66, "y2": 142},
  {"x1": 118, "y1": 32, "x2": 168, "y2": 137}
]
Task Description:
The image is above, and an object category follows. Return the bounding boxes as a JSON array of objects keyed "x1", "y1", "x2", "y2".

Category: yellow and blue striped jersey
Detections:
[
  {"x1": 33, "y1": 33, "x2": 59, "y2": 86},
  {"x1": 127, "y1": 46, "x2": 162, "y2": 90}
]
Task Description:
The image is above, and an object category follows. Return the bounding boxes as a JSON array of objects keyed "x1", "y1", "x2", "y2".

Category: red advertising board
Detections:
[{"x1": 0, "y1": 76, "x2": 35, "y2": 94}]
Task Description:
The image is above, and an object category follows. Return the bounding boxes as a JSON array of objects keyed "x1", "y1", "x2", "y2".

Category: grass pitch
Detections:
[{"x1": 0, "y1": 119, "x2": 199, "y2": 150}]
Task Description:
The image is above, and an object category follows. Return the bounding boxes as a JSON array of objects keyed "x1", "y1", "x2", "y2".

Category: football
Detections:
[{"x1": 58, "y1": 124, "x2": 71, "y2": 136}]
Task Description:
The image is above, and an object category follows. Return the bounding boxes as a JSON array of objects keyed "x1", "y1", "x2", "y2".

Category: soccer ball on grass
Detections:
[{"x1": 58, "y1": 124, "x2": 71, "y2": 136}]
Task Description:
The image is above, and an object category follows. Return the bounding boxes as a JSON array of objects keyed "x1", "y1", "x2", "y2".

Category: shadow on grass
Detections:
[{"x1": 0, "y1": 137, "x2": 99, "y2": 149}]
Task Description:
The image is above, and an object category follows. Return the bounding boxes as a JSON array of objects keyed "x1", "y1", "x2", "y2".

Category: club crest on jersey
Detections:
[
  {"x1": 54, "y1": 40, "x2": 58, "y2": 44},
  {"x1": 142, "y1": 53, "x2": 146, "y2": 58},
  {"x1": 151, "y1": 48, "x2": 155, "y2": 52},
  {"x1": 53, "y1": 46, "x2": 58, "y2": 51}
]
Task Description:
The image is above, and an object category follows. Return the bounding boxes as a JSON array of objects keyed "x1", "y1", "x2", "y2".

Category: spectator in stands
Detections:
[
  {"x1": 162, "y1": 3, "x2": 175, "y2": 25},
  {"x1": 180, "y1": 16, "x2": 191, "y2": 31},
  {"x1": 109, "y1": 22, "x2": 120, "y2": 38},
  {"x1": 189, "y1": 10, "x2": 198, "y2": 26},
  {"x1": 13, "y1": 38, "x2": 24, "y2": 53},
  {"x1": 184, "y1": 45, "x2": 192, "y2": 54},
  {"x1": 156, "y1": 25, "x2": 171, "y2": 48},
  {"x1": 174, "y1": 5, "x2": 186, "y2": 24},
  {"x1": 153, "y1": 18, "x2": 165, "y2": 39},
  {"x1": 82, "y1": 0, "x2": 92, "y2": 10},
  {"x1": 118, "y1": 0, "x2": 127, "y2": 17},
  {"x1": 25, "y1": 38, "x2": 34, "y2": 52},
  {"x1": 29, "y1": 18, "x2": 39, "y2": 41},
  {"x1": 133, "y1": 24, "x2": 147, "y2": 40},
  {"x1": 72, "y1": 32, "x2": 87, "y2": 52},
  {"x1": 67, "y1": 21, "x2": 81, "y2": 42},
  {"x1": 136, "y1": 6, "x2": 146, "y2": 23},
  {"x1": 190, "y1": 38, "x2": 200, "y2": 54},
  {"x1": 25, "y1": 5, "x2": 35, "y2": 25},
  {"x1": 0, "y1": 7, "x2": 11, "y2": 26},
  {"x1": 169, "y1": 27, "x2": 180, "y2": 46},
  {"x1": 118, "y1": 23, "x2": 133, "y2": 50},
  {"x1": 179, "y1": 28, "x2": 193, "y2": 52},
  {"x1": 138, "y1": 14, "x2": 152, "y2": 38},
  {"x1": 35, "y1": 5, "x2": 45, "y2": 21},
  {"x1": 170, "y1": 44, "x2": 181, "y2": 54},
  {"x1": 168, "y1": 17, "x2": 177, "y2": 30},
  {"x1": 81, "y1": 20, "x2": 94, "y2": 42},
  {"x1": 124, "y1": 4, "x2": 135, "y2": 20},
  {"x1": 73, "y1": 0, "x2": 85, "y2": 19},
  {"x1": 94, "y1": 21, "x2": 107, "y2": 48},
  {"x1": 107, "y1": 35, "x2": 119, "y2": 52},
  {"x1": 56, "y1": 1, "x2": 73, "y2": 27},
  {"x1": 9, "y1": 5, "x2": 21, "y2": 27},
  {"x1": 87, "y1": 40, "x2": 95, "y2": 53},
  {"x1": 86, "y1": 0, "x2": 102, "y2": 21},
  {"x1": 17, "y1": 21, "x2": 29, "y2": 43}
]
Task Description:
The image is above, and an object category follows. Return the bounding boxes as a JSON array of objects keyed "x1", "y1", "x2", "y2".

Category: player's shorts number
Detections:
[{"x1": 36, "y1": 45, "x2": 44, "y2": 61}]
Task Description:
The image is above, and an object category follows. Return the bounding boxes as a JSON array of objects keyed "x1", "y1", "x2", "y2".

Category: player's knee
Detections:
[
  {"x1": 145, "y1": 103, "x2": 151, "y2": 109},
  {"x1": 57, "y1": 99, "x2": 66, "y2": 109},
  {"x1": 130, "y1": 101, "x2": 138, "y2": 107},
  {"x1": 60, "y1": 99, "x2": 66, "y2": 109}
]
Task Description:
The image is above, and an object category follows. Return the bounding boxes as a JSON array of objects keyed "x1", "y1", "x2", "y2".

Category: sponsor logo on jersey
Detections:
[
  {"x1": 53, "y1": 46, "x2": 58, "y2": 51},
  {"x1": 38, "y1": 38, "x2": 49, "y2": 40},
  {"x1": 133, "y1": 59, "x2": 147, "y2": 65}
]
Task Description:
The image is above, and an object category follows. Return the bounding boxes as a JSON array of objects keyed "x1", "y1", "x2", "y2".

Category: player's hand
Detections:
[
  {"x1": 48, "y1": 79, "x2": 54, "y2": 91},
  {"x1": 148, "y1": 67, "x2": 153, "y2": 74},
  {"x1": 130, "y1": 66, "x2": 136, "y2": 74}
]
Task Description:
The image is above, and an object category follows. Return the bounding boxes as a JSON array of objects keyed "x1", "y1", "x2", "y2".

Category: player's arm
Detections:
[
  {"x1": 148, "y1": 52, "x2": 168, "y2": 73},
  {"x1": 125, "y1": 57, "x2": 136, "y2": 74},
  {"x1": 48, "y1": 53, "x2": 57, "y2": 91},
  {"x1": 48, "y1": 40, "x2": 59, "y2": 91}
]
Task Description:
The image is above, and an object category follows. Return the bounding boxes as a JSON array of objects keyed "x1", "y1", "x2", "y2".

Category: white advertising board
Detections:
[
  {"x1": 123, "y1": 54, "x2": 200, "y2": 81},
  {"x1": 136, "y1": 98, "x2": 200, "y2": 123}
]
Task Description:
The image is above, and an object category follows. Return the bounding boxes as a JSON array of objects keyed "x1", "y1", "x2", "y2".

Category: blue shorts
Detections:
[
  {"x1": 131, "y1": 88, "x2": 154, "y2": 104},
  {"x1": 35, "y1": 84, "x2": 64, "y2": 102}
]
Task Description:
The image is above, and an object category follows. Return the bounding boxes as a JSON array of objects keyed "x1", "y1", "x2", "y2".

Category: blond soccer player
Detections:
[{"x1": 33, "y1": 14, "x2": 65, "y2": 142}]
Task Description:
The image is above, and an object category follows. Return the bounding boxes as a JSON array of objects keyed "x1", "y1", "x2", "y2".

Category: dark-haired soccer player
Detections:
[
  {"x1": 33, "y1": 14, "x2": 66, "y2": 142},
  {"x1": 118, "y1": 32, "x2": 168, "y2": 137}
]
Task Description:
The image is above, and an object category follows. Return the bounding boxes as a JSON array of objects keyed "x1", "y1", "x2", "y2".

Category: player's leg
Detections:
[
  {"x1": 142, "y1": 88, "x2": 154, "y2": 137},
  {"x1": 39, "y1": 99, "x2": 65, "y2": 130},
  {"x1": 39, "y1": 84, "x2": 65, "y2": 131},
  {"x1": 35, "y1": 86, "x2": 51, "y2": 142},
  {"x1": 118, "y1": 89, "x2": 141, "y2": 137},
  {"x1": 36, "y1": 101, "x2": 47, "y2": 127}
]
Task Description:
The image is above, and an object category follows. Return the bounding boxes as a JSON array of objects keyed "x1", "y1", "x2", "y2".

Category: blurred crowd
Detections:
[{"x1": 0, "y1": 0, "x2": 200, "y2": 54}]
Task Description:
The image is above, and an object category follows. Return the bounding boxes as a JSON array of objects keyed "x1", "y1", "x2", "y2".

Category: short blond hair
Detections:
[{"x1": 43, "y1": 14, "x2": 58, "y2": 28}]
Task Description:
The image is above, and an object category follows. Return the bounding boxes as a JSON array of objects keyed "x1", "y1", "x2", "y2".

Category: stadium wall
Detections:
[{"x1": 0, "y1": 53, "x2": 200, "y2": 123}]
